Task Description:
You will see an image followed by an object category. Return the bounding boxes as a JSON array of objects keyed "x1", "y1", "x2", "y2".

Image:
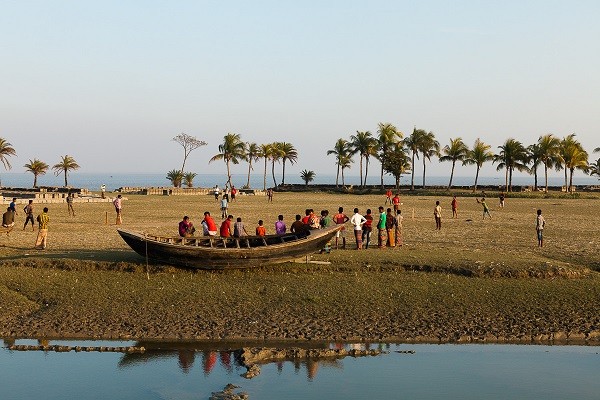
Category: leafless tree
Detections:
[{"x1": 172, "y1": 133, "x2": 207, "y2": 173}]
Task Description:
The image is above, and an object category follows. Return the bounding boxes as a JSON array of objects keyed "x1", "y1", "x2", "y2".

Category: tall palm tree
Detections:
[
  {"x1": 527, "y1": 143, "x2": 542, "y2": 191},
  {"x1": 493, "y1": 139, "x2": 528, "y2": 192},
  {"x1": 183, "y1": 172, "x2": 197, "y2": 188},
  {"x1": 463, "y1": 138, "x2": 494, "y2": 192},
  {"x1": 279, "y1": 142, "x2": 298, "y2": 185},
  {"x1": 536, "y1": 134, "x2": 561, "y2": 192},
  {"x1": 209, "y1": 133, "x2": 246, "y2": 189},
  {"x1": 417, "y1": 131, "x2": 439, "y2": 189},
  {"x1": 327, "y1": 139, "x2": 351, "y2": 187},
  {"x1": 560, "y1": 135, "x2": 588, "y2": 192},
  {"x1": 404, "y1": 128, "x2": 425, "y2": 191},
  {"x1": 52, "y1": 155, "x2": 80, "y2": 187},
  {"x1": 350, "y1": 131, "x2": 377, "y2": 187},
  {"x1": 589, "y1": 157, "x2": 600, "y2": 179},
  {"x1": 376, "y1": 123, "x2": 403, "y2": 189},
  {"x1": 382, "y1": 142, "x2": 411, "y2": 189},
  {"x1": 339, "y1": 154, "x2": 353, "y2": 187},
  {"x1": 258, "y1": 143, "x2": 273, "y2": 190},
  {"x1": 439, "y1": 137, "x2": 468, "y2": 189},
  {"x1": 244, "y1": 142, "x2": 260, "y2": 188},
  {"x1": 270, "y1": 142, "x2": 285, "y2": 188},
  {"x1": 0, "y1": 137, "x2": 17, "y2": 188},
  {"x1": 24, "y1": 158, "x2": 49, "y2": 188}
]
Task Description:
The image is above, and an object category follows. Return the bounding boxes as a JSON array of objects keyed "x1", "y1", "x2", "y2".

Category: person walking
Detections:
[
  {"x1": 113, "y1": 194, "x2": 123, "y2": 225},
  {"x1": 66, "y1": 193, "x2": 75, "y2": 217},
  {"x1": 34, "y1": 207, "x2": 49, "y2": 250},
  {"x1": 536, "y1": 209, "x2": 545, "y2": 247},
  {"x1": 434, "y1": 201, "x2": 442, "y2": 230},
  {"x1": 451, "y1": 196, "x2": 458, "y2": 219},
  {"x1": 23, "y1": 200, "x2": 35, "y2": 231},
  {"x1": 477, "y1": 197, "x2": 492, "y2": 219}
]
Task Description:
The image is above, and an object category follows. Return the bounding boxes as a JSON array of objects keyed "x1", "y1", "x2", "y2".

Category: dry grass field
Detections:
[{"x1": 0, "y1": 190, "x2": 599, "y2": 343}]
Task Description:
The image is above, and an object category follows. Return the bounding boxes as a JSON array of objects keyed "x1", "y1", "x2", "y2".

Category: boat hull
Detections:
[{"x1": 117, "y1": 226, "x2": 341, "y2": 269}]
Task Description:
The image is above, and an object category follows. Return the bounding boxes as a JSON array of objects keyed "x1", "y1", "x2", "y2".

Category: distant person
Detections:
[
  {"x1": 451, "y1": 196, "x2": 458, "y2": 219},
  {"x1": 385, "y1": 189, "x2": 393, "y2": 205},
  {"x1": 101, "y1": 184, "x2": 106, "y2": 199},
  {"x1": 233, "y1": 217, "x2": 248, "y2": 238},
  {"x1": 266, "y1": 188, "x2": 273, "y2": 202},
  {"x1": 223, "y1": 188, "x2": 229, "y2": 202},
  {"x1": 214, "y1": 185, "x2": 220, "y2": 201},
  {"x1": 291, "y1": 214, "x2": 308, "y2": 235},
  {"x1": 230, "y1": 186, "x2": 237, "y2": 202},
  {"x1": 434, "y1": 201, "x2": 442, "y2": 230},
  {"x1": 220, "y1": 195, "x2": 228, "y2": 219},
  {"x1": 275, "y1": 214, "x2": 286, "y2": 235},
  {"x1": 476, "y1": 197, "x2": 491, "y2": 219},
  {"x1": 385, "y1": 208, "x2": 396, "y2": 248},
  {"x1": 23, "y1": 200, "x2": 35, "y2": 231},
  {"x1": 333, "y1": 207, "x2": 349, "y2": 249},
  {"x1": 34, "y1": 207, "x2": 49, "y2": 250},
  {"x1": 377, "y1": 206, "x2": 387, "y2": 248},
  {"x1": 350, "y1": 208, "x2": 367, "y2": 250},
  {"x1": 361, "y1": 209, "x2": 373, "y2": 249},
  {"x1": 256, "y1": 220, "x2": 266, "y2": 236},
  {"x1": 392, "y1": 193, "x2": 401, "y2": 213},
  {"x1": 178, "y1": 216, "x2": 195, "y2": 237},
  {"x1": 2, "y1": 207, "x2": 15, "y2": 235},
  {"x1": 499, "y1": 193, "x2": 505, "y2": 208},
  {"x1": 536, "y1": 209, "x2": 545, "y2": 247},
  {"x1": 220, "y1": 215, "x2": 233, "y2": 237},
  {"x1": 9, "y1": 198, "x2": 17, "y2": 215},
  {"x1": 202, "y1": 211, "x2": 218, "y2": 236},
  {"x1": 395, "y1": 209, "x2": 403, "y2": 246},
  {"x1": 113, "y1": 194, "x2": 123, "y2": 225},
  {"x1": 66, "y1": 192, "x2": 75, "y2": 217}
]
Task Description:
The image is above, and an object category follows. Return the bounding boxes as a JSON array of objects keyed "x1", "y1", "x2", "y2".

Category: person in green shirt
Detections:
[
  {"x1": 477, "y1": 197, "x2": 491, "y2": 219},
  {"x1": 377, "y1": 206, "x2": 387, "y2": 248},
  {"x1": 35, "y1": 207, "x2": 50, "y2": 250}
]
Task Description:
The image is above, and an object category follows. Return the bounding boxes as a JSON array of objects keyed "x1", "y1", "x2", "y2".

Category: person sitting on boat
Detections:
[
  {"x1": 233, "y1": 217, "x2": 248, "y2": 238},
  {"x1": 256, "y1": 220, "x2": 266, "y2": 236},
  {"x1": 220, "y1": 215, "x2": 233, "y2": 237},
  {"x1": 291, "y1": 214, "x2": 309, "y2": 234},
  {"x1": 202, "y1": 211, "x2": 218, "y2": 236},
  {"x1": 178, "y1": 216, "x2": 195, "y2": 237},
  {"x1": 275, "y1": 214, "x2": 286, "y2": 234}
]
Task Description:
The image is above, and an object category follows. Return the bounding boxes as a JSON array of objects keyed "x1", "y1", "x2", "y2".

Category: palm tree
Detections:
[
  {"x1": 300, "y1": 169, "x2": 316, "y2": 186},
  {"x1": 464, "y1": 138, "x2": 494, "y2": 192},
  {"x1": 270, "y1": 142, "x2": 285, "y2": 188},
  {"x1": 339, "y1": 154, "x2": 353, "y2": 187},
  {"x1": 0, "y1": 137, "x2": 17, "y2": 188},
  {"x1": 209, "y1": 133, "x2": 246, "y2": 189},
  {"x1": 376, "y1": 123, "x2": 403, "y2": 189},
  {"x1": 527, "y1": 143, "x2": 542, "y2": 191},
  {"x1": 404, "y1": 128, "x2": 426, "y2": 191},
  {"x1": 24, "y1": 158, "x2": 49, "y2": 188},
  {"x1": 382, "y1": 142, "x2": 411, "y2": 189},
  {"x1": 350, "y1": 131, "x2": 377, "y2": 187},
  {"x1": 183, "y1": 172, "x2": 197, "y2": 188},
  {"x1": 166, "y1": 169, "x2": 184, "y2": 187},
  {"x1": 258, "y1": 143, "x2": 273, "y2": 190},
  {"x1": 493, "y1": 139, "x2": 528, "y2": 192},
  {"x1": 588, "y1": 157, "x2": 600, "y2": 179},
  {"x1": 244, "y1": 142, "x2": 260, "y2": 188},
  {"x1": 327, "y1": 139, "x2": 351, "y2": 187},
  {"x1": 279, "y1": 142, "x2": 298, "y2": 185},
  {"x1": 560, "y1": 135, "x2": 588, "y2": 192},
  {"x1": 439, "y1": 137, "x2": 468, "y2": 189},
  {"x1": 52, "y1": 155, "x2": 80, "y2": 187},
  {"x1": 417, "y1": 131, "x2": 439, "y2": 188},
  {"x1": 536, "y1": 134, "x2": 561, "y2": 192}
]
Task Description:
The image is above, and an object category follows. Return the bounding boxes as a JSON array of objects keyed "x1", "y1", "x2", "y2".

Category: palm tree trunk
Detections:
[
  {"x1": 509, "y1": 168, "x2": 513, "y2": 192},
  {"x1": 569, "y1": 168, "x2": 574, "y2": 192},
  {"x1": 34, "y1": 174, "x2": 38, "y2": 188},
  {"x1": 564, "y1": 168, "x2": 568, "y2": 190},
  {"x1": 544, "y1": 164, "x2": 549, "y2": 192},
  {"x1": 410, "y1": 151, "x2": 416, "y2": 191},
  {"x1": 473, "y1": 165, "x2": 480, "y2": 192},
  {"x1": 380, "y1": 160, "x2": 385, "y2": 190},
  {"x1": 533, "y1": 167, "x2": 538, "y2": 191},
  {"x1": 226, "y1": 161, "x2": 232, "y2": 189},
  {"x1": 422, "y1": 157, "x2": 426, "y2": 188},
  {"x1": 282, "y1": 160, "x2": 286, "y2": 185},
  {"x1": 448, "y1": 161, "x2": 455, "y2": 189},
  {"x1": 271, "y1": 160, "x2": 277, "y2": 188},
  {"x1": 505, "y1": 168, "x2": 509, "y2": 192},
  {"x1": 359, "y1": 156, "x2": 364, "y2": 187},
  {"x1": 342, "y1": 167, "x2": 345, "y2": 186},
  {"x1": 365, "y1": 157, "x2": 370, "y2": 186},
  {"x1": 64, "y1": 169, "x2": 68, "y2": 187},
  {"x1": 246, "y1": 160, "x2": 252, "y2": 188},
  {"x1": 335, "y1": 163, "x2": 340, "y2": 187},
  {"x1": 263, "y1": 158, "x2": 267, "y2": 190}
]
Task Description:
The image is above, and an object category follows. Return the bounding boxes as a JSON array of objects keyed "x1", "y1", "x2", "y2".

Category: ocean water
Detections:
[{"x1": 1, "y1": 172, "x2": 597, "y2": 192}]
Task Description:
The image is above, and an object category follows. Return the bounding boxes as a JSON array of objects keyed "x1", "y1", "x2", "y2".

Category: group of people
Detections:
[{"x1": 2, "y1": 197, "x2": 50, "y2": 250}]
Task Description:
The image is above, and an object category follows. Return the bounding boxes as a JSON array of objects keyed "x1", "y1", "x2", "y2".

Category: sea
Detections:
[{"x1": 1, "y1": 172, "x2": 597, "y2": 191}]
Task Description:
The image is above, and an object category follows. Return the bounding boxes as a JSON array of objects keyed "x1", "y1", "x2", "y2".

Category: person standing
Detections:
[
  {"x1": 214, "y1": 185, "x2": 220, "y2": 201},
  {"x1": 66, "y1": 193, "x2": 75, "y2": 217},
  {"x1": 392, "y1": 193, "x2": 401, "y2": 213},
  {"x1": 385, "y1": 189, "x2": 393, "y2": 205},
  {"x1": 275, "y1": 214, "x2": 286, "y2": 234},
  {"x1": 536, "y1": 209, "x2": 545, "y2": 247},
  {"x1": 361, "y1": 209, "x2": 373, "y2": 249},
  {"x1": 100, "y1": 184, "x2": 106, "y2": 199},
  {"x1": 476, "y1": 197, "x2": 491, "y2": 219},
  {"x1": 2, "y1": 207, "x2": 15, "y2": 235},
  {"x1": 451, "y1": 196, "x2": 458, "y2": 219},
  {"x1": 9, "y1": 198, "x2": 18, "y2": 214},
  {"x1": 220, "y1": 195, "x2": 228, "y2": 219},
  {"x1": 377, "y1": 206, "x2": 387, "y2": 248},
  {"x1": 34, "y1": 207, "x2": 49, "y2": 250},
  {"x1": 350, "y1": 208, "x2": 367, "y2": 250},
  {"x1": 333, "y1": 207, "x2": 349, "y2": 249},
  {"x1": 395, "y1": 209, "x2": 404, "y2": 247},
  {"x1": 385, "y1": 208, "x2": 396, "y2": 248},
  {"x1": 499, "y1": 193, "x2": 505, "y2": 208},
  {"x1": 230, "y1": 186, "x2": 237, "y2": 202},
  {"x1": 113, "y1": 194, "x2": 123, "y2": 225},
  {"x1": 267, "y1": 188, "x2": 273, "y2": 202},
  {"x1": 23, "y1": 200, "x2": 35, "y2": 231},
  {"x1": 434, "y1": 201, "x2": 442, "y2": 230}
]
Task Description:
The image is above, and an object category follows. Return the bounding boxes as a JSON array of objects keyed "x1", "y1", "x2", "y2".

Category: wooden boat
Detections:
[{"x1": 117, "y1": 225, "x2": 342, "y2": 269}]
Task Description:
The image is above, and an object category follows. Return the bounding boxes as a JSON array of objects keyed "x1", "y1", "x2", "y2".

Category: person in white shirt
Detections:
[{"x1": 350, "y1": 208, "x2": 367, "y2": 250}]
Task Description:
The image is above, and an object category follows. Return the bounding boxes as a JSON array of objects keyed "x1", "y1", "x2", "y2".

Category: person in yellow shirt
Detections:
[{"x1": 35, "y1": 207, "x2": 50, "y2": 250}]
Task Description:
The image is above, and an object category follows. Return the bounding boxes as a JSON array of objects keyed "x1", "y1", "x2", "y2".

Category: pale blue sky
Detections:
[{"x1": 1, "y1": 1, "x2": 599, "y2": 180}]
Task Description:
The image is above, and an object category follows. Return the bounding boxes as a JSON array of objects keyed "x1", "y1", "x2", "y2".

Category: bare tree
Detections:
[{"x1": 172, "y1": 133, "x2": 207, "y2": 173}]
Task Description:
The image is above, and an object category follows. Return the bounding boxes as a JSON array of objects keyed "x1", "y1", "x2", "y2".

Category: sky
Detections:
[{"x1": 1, "y1": 0, "x2": 599, "y2": 181}]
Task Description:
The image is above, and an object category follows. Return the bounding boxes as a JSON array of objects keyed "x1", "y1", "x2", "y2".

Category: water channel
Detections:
[{"x1": 1, "y1": 339, "x2": 598, "y2": 399}]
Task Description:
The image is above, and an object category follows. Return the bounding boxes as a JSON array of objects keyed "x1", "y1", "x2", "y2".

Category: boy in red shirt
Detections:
[
  {"x1": 256, "y1": 220, "x2": 266, "y2": 236},
  {"x1": 333, "y1": 207, "x2": 349, "y2": 249},
  {"x1": 220, "y1": 215, "x2": 233, "y2": 237}
]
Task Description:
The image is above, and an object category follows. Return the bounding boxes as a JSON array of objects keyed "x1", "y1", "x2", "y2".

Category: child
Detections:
[
  {"x1": 536, "y1": 209, "x2": 545, "y2": 247},
  {"x1": 451, "y1": 196, "x2": 458, "y2": 219},
  {"x1": 434, "y1": 201, "x2": 442, "y2": 230},
  {"x1": 477, "y1": 197, "x2": 491, "y2": 219},
  {"x1": 256, "y1": 220, "x2": 266, "y2": 236},
  {"x1": 220, "y1": 195, "x2": 228, "y2": 219},
  {"x1": 233, "y1": 217, "x2": 248, "y2": 238}
]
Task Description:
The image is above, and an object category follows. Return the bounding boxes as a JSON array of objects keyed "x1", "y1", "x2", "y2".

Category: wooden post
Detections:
[
  {"x1": 105, "y1": 211, "x2": 108, "y2": 225},
  {"x1": 412, "y1": 208, "x2": 415, "y2": 220}
]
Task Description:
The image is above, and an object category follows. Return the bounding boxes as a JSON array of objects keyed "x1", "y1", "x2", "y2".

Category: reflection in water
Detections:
[
  {"x1": 177, "y1": 350, "x2": 195, "y2": 373},
  {"x1": 202, "y1": 351, "x2": 217, "y2": 375}
]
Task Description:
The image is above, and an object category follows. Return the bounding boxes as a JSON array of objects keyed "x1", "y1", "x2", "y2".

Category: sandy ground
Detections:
[{"x1": 0, "y1": 190, "x2": 599, "y2": 343}]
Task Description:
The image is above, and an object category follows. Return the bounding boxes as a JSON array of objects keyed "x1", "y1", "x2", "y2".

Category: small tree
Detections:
[
  {"x1": 383, "y1": 143, "x2": 411, "y2": 189},
  {"x1": 184, "y1": 172, "x2": 197, "y2": 188},
  {"x1": 0, "y1": 137, "x2": 16, "y2": 188},
  {"x1": 24, "y1": 158, "x2": 49, "y2": 188},
  {"x1": 172, "y1": 133, "x2": 207, "y2": 173},
  {"x1": 300, "y1": 169, "x2": 315, "y2": 186},
  {"x1": 52, "y1": 155, "x2": 80, "y2": 187},
  {"x1": 166, "y1": 169, "x2": 184, "y2": 187}
]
